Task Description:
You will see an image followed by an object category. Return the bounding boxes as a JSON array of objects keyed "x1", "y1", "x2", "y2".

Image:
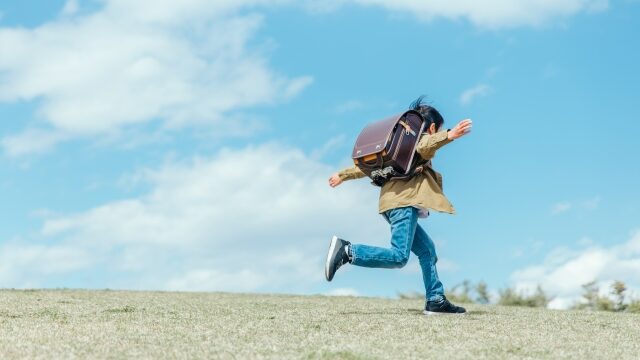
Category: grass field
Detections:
[{"x1": 1, "y1": 290, "x2": 638, "y2": 359}]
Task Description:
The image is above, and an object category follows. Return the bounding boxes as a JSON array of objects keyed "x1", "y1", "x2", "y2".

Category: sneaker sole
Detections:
[
  {"x1": 423, "y1": 310, "x2": 467, "y2": 316},
  {"x1": 325, "y1": 235, "x2": 339, "y2": 281}
]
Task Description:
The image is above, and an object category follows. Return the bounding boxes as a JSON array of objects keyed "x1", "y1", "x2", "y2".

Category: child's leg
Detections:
[
  {"x1": 350, "y1": 206, "x2": 418, "y2": 268},
  {"x1": 410, "y1": 224, "x2": 445, "y2": 302}
]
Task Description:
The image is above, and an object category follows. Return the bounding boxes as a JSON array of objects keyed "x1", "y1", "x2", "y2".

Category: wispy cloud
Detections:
[
  {"x1": 583, "y1": 196, "x2": 601, "y2": 210},
  {"x1": 459, "y1": 84, "x2": 491, "y2": 105},
  {"x1": 1, "y1": 129, "x2": 70, "y2": 157},
  {"x1": 310, "y1": 134, "x2": 346, "y2": 160},
  {"x1": 0, "y1": 0, "x2": 312, "y2": 156},
  {"x1": 341, "y1": 0, "x2": 609, "y2": 29},
  {"x1": 551, "y1": 201, "x2": 572, "y2": 215},
  {"x1": 303, "y1": 0, "x2": 347, "y2": 14},
  {"x1": 551, "y1": 196, "x2": 600, "y2": 215},
  {"x1": 61, "y1": 0, "x2": 79, "y2": 16}
]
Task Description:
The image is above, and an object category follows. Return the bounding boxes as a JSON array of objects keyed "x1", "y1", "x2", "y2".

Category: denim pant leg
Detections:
[
  {"x1": 350, "y1": 207, "x2": 418, "y2": 268},
  {"x1": 411, "y1": 224, "x2": 445, "y2": 302}
]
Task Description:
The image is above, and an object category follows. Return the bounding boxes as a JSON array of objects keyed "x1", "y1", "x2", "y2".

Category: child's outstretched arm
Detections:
[
  {"x1": 417, "y1": 119, "x2": 472, "y2": 160},
  {"x1": 328, "y1": 165, "x2": 366, "y2": 188}
]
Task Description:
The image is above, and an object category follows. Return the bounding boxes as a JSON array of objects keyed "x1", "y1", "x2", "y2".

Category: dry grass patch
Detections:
[{"x1": 0, "y1": 289, "x2": 638, "y2": 359}]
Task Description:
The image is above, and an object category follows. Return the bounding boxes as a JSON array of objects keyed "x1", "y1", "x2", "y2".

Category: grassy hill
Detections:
[{"x1": 0, "y1": 289, "x2": 638, "y2": 359}]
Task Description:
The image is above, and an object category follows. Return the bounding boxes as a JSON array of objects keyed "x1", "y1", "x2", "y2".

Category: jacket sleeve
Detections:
[
  {"x1": 416, "y1": 130, "x2": 453, "y2": 160},
  {"x1": 337, "y1": 165, "x2": 367, "y2": 181}
]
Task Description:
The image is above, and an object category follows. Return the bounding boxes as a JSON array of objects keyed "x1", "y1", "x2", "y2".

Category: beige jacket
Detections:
[{"x1": 337, "y1": 130, "x2": 455, "y2": 215}]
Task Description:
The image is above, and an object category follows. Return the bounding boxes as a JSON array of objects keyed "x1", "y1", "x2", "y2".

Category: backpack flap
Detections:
[{"x1": 351, "y1": 112, "x2": 401, "y2": 160}]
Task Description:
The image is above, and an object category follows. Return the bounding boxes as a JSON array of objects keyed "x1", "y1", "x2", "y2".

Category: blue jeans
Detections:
[{"x1": 350, "y1": 206, "x2": 445, "y2": 302}]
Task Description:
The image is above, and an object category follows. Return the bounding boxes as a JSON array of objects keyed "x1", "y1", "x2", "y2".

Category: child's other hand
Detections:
[
  {"x1": 448, "y1": 119, "x2": 472, "y2": 140},
  {"x1": 328, "y1": 173, "x2": 343, "y2": 188}
]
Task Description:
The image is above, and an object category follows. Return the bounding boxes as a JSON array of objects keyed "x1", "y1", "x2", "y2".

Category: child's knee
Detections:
[{"x1": 393, "y1": 252, "x2": 410, "y2": 268}]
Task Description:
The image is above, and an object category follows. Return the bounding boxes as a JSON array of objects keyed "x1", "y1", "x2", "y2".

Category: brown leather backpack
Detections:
[{"x1": 352, "y1": 110, "x2": 427, "y2": 186}]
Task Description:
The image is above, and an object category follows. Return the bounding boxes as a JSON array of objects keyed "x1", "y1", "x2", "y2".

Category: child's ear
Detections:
[{"x1": 428, "y1": 123, "x2": 436, "y2": 134}]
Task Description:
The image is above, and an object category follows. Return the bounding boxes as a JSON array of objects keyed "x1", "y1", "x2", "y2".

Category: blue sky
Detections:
[{"x1": 1, "y1": 0, "x2": 639, "y2": 308}]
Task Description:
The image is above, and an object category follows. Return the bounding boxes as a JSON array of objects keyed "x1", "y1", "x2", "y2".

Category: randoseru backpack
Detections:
[{"x1": 352, "y1": 110, "x2": 428, "y2": 186}]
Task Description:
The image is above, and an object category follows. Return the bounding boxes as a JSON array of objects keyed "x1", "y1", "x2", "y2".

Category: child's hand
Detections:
[
  {"x1": 328, "y1": 173, "x2": 343, "y2": 188},
  {"x1": 448, "y1": 119, "x2": 473, "y2": 140}
]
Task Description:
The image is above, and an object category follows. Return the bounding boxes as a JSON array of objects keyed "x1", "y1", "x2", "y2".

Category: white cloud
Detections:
[
  {"x1": 166, "y1": 269, "x2": 270, "y2": 292},
  {"x1": 347, "y1": 0, "x2": 609, "y2": 29},
  {"x1": 0, "y1": 241, "x2": 93, "y2": 287},
  {"x1": 0, "y1": 143, "x2": 388, "y2": 292},
  {"x1": 459, "y1": 84, "x2": 491, "y2": 105},
  {"x1": 1, "y1": 129, "x2": 71, "y2": 157},
  {"x1": 583, "y1": 196, "x2": 600, "y2": 210},
  {"x1": 61, "y1": 0, "x2": 79, "y2": 16},
  {"x1": 550, "y1": 196, "x2": 600, "y2": 215},
  {"x1": 0, "y1": 0, "x2": 312, "y2": 155},
  {"x1": 324, "y1": 287, "x2": 360, "y2": 296},
  {"x1": 510, "y1": 231, "x2": 640, "y2": 309},
  {"x1": 310, "y1": 134, "x2": 347, "y2": 160},
  {"x1": 551, "y1": 201, "x2": 572, "y2": 215}
]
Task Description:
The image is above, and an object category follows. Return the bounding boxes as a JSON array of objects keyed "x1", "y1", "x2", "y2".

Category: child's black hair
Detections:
[{"x1": 410, "y1": 95, "x2": 444, "y2": 131}]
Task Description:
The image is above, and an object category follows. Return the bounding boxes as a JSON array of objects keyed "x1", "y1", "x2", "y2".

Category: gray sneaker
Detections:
[{"x1": 325, "y1": 236, "x2": 351, "y2": 282}]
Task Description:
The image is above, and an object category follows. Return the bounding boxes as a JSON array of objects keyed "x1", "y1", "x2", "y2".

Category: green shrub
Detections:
[
  {"x1": 575, "y1": 281, "x2": 599, "y2": 310},
  {"x1": 574, "y1": 280, "x2": 633, "y2": 312},
  {"x1": 611, "y1": 280, "x2": 628, "y2": 312},
  {"x1": 446, "y1": 280, "x2": 474, "y2": 304},
  {"x1": 475, "y1": 281, "x2": 491, "y2": 304},
  {"x1": 498, "y1": 285, "x2": 550, "y2": 308},
  {"x1": 627, "y1": 300, "x2": 640, "y2": 314}
]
